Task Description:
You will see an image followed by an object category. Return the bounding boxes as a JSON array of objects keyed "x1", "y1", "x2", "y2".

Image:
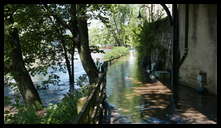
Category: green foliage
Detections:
[
  {"x1": 5, "y1": 106, "x2": 41, "y2": 124},
  {"x1": 134, "y1": 17, "x2": 171, "y2": 65},
  {"x1": 136, "y1": 21, "x2": 157, "y2": 57},
  {"x1": 89, "y1": 27, "x2": 114, "y2": 46},
  {"x1": 77, "y1": 84, "x2": 96, "y2": 98},
  {"x1": 89, "y1": 5, "x2": 140, "y2": 47},
  {"x1": 4, "y1": 98, "x2": 42, "y2": 124},
  {"x1": 41, "y1": 93, "x2": 78, "y2": 124},
  {"x1": 4, "y1": 96, "x2": 12, "y2": 106},
  {"x1": 4, "y1": 4, "x2": 73, "y2": 91},
  {"x1": 4, "y1": 4, "x2": 163, "y2": 124},
  {"x1": 103, "y1": 47, "x2": 129, "y2": 61},
  {"x1": 105, "y1": 5, "x2": 134, "y2": 46},
  {"x1": 87, "y1": 4, "x2": 112, "y2": 24},
  {"x1": 76, "y1": 74, "x2": 89, "y2": 87},
  {"x1": 4, "y1": 93, "x2": 80, "y2": 124}
]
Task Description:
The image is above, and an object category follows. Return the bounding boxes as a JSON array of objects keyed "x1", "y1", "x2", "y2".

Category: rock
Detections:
[
  {"x1": 118, "y1": 117, "x2": 132, "y2": 124},
  {"x1": 112, "y1": 112, "x2": 120, "y2": 116},
  {"x1": 109, "y1": 104, "x2": 116, "y2": 109},
  {"x1": 143, "y1": 117, "x2": 171, "y2": 124}
]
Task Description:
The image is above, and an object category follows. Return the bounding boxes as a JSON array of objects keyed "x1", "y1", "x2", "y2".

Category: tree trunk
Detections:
[
  {"x1": 70, "y1": 47, "x2": 75, "y2": 90},
  {"x1": 47, "y1": 4, "x2": 99, "y2": 85},
  {"x1": 113, "y1": 17, "x2": 121, "y2": 46},
  {"x1": 77, "y1": 18, "x2": 99, "y2": 84},
  {"x1": 111, "y1": 29, "x2": 121, "y2": 46},
  {"x1": 49, "y1": 11, "x2": 75, "y2": 91},
  {"x1": 7, "y1": 16, "x2": 42, "y2": 106},
  {"x1": 61, "y1": 38, "x2": 74, "y2": 89}
]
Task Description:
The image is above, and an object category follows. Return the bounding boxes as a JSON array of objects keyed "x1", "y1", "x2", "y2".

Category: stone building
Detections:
[{"x1": 178, "y1": 4, "x2": 217, "y2": 95}]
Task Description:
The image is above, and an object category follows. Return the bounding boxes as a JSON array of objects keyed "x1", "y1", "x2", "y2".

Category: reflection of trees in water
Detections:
[
  {"x1": 120, "y1": 62, "x2": 126, "y2": 87},
  {"x1": 107, "y1": 57, "x2": 135, "y2": 111},
  {"x1": 107, "y1": 60, "x2": 125, "y2": 106},
  {"x1": 115, "y1": 60, "x2": 128, "y2": 107}
]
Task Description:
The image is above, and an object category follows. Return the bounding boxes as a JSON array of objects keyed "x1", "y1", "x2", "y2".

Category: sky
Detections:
[
  {"x1": 88, "y1": 4, "x2": 172, "y2": 30},
  {"x1": 66, "y1": 4, "x2": 172, "y2": 35}
]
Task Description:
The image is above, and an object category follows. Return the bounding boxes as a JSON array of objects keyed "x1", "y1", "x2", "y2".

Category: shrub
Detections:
[
  {"x1": 4, "y1": 92, "x2": 80, "y2": 124},
  {"x1": 41, "y1": 93, "x2": 78, "y2": 124},
  {"x1": 4, "y1": 103, "x2": 41, "y2": 124}
]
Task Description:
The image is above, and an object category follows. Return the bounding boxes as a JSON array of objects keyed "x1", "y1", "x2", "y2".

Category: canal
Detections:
[
  {"x1": 106, "y1": 50, "x2": 217, "y2": 124},
  {"x1": 4, "y1": 49, "x2": 217, "y2": 124}
]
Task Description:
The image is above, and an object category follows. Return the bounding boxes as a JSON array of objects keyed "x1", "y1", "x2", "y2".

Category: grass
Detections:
[{"x1": 103, "y1": 46, "x2": 129, "y2": 61}]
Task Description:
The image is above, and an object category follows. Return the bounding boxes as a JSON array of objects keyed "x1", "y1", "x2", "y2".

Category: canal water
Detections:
[
  {"x1": 4, "y1": 49, "x2": 217, "y2": 124},
  {"x1": 106, "y1": 50, "x2": 169, "y2": 123},
  {"x1": 106, "y1": 50, "x2": 217, "y2": 124}
]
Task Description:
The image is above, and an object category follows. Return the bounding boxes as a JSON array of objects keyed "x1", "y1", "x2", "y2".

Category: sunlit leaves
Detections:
[
  {"x1": 88, "y1": 5, "x2": 140, "y2": 47},
  {"x1": 4, "y1": 4, "x2": 69, "y2": 87}
]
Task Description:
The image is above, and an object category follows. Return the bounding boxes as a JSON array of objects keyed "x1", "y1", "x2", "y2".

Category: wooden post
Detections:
[{"x1": 73, "y1": 62, "x2": 108, "y2": 124}]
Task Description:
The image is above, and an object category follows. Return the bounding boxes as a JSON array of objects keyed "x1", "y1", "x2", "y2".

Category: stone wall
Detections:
[
  {"x1": 150, "y1": 18, "x2": 172, "y2": 71},
  {"x1": 178, "y1": 4, "x2": 217, "y2": 95}
]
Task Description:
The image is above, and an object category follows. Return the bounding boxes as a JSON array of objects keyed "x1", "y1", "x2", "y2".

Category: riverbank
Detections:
[{"x1": 103, "y1": 47, "x2": 129, "y2": 62}]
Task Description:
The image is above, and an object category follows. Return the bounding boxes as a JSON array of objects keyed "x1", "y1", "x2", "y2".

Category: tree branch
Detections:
[{"x1": 43, "y1": 4, "x2": 72, "y2": 30}]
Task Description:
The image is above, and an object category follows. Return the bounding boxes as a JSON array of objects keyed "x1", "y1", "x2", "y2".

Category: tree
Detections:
[
  {"x1": 88, "y1": 4, "x2": 139, "y2": 47},
  {"x1": 139, "y1": 4, "x2": 168, "y2": 23},
  {"x1": 42, "y1": 9, "x2": 76, "y2": 90},
  {"x1": 4, "y1": 5, "x2": 42, "y2": 106},
  {"x1": 89, "y1": 26, "x2": 114, "y2": 47},
  {"x1": 43, "y1": 4, "x2": 101, "y2": 84},
  {"x1": 103, "y1": 4, "x2": 132, "y2": 46},
  {"x1": 4, "y1": 4, "x2": 74, "y2": 105},
  {"x1": 134, "y1": 4, "x2": 172, "y2": 69},
  {"x1": 76, "y1": 4, "x2": 99, "y2": 84}
]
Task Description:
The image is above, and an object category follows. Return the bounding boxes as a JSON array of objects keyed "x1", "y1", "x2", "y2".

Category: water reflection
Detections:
[
  {"x1": 106, "y1": 50, "x2": 217, "y2": 124},
  {"x1": 106, "y1": 51, "x2": 143, "y2": 123}
]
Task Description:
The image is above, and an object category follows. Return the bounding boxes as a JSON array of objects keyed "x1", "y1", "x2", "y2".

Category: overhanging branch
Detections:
[
  {"x1": 160, "y1": 4, "x2": 173, "y2": 25},
  {"x1": 43, "y1": 4, "x2": 72, "y2": 31}
]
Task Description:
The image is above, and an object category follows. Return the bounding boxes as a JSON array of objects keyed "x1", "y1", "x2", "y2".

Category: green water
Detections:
[
  {"x1": 106, "y1": 51, "x2": 146, "y2": 123},
  {"x1": 106, "y1": 50, "x2": 217, "y2": 124}
]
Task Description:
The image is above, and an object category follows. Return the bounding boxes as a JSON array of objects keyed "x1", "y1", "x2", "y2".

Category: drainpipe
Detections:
[
  {"x1": 179, "y1": 4, "x2": 189, "y2": 68},
  {"x1": 172, "y1": 4, "x2": 179, "y2": 109}
]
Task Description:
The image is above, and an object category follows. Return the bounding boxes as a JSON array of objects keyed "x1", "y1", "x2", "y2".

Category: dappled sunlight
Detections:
[
  {"x1": 107, "y1": 54, "x2": 217, "y2": 124},
  {"x1": 121, "y1": 108, "x2": 130, "y2": 113},
  {"x1": 139, "y1": 93, "x2": 172, "y2": 119},
  {"x1": 77, "y1": 97, "x2": 88, "y2": 114},
  {"x1": 4, "y1": 3, "x2": 217, "y2": 124},
  {"x1": 125, "y1": 93, "x2": 138, "y2": 100},
  {"x1": 127, "y1": 80, "x2": 173, "y2": 121},
  {"x1": 131, "y1": 79, "x2": 143, "y2": 85},
  {"x1": 4, "y1": 106, "x2": 18, "y2": 119},
  {"x1": 145, "y1": 104, "x2": 168, "y2": 109},
  {"x1": 175, "y1": 107, "x2": 216, "y2": 124},
  {"x1": 132, "y1": 81, "x2": 172, "y2": 95}
]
